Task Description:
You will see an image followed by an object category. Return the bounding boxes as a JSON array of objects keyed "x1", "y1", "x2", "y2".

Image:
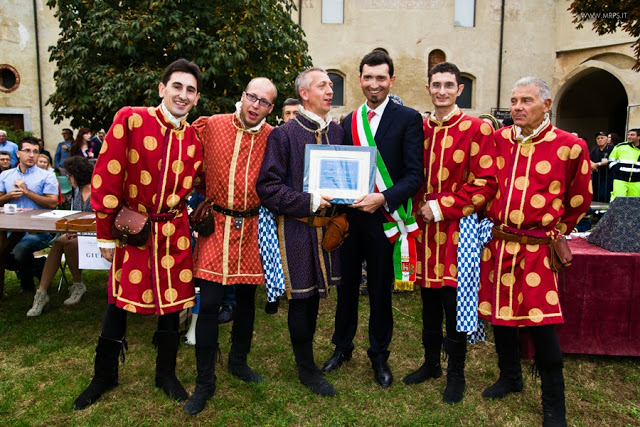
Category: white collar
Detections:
[
  {"x1": 160, "y1": 102, "x2": 187, "y2": 128},
  {"x1": 298, "y1": 105, "x2": 332, "y2": 131},
  {"x1": 235, "y1": 101, "x2": 267, "y2": 133},
  {"x1": 514, "y1": 113, "x2": 550, "y2": 143},
  {"x1": 431, "y1": 105, "x2": 460, "y2": 125},
  {"x1": 366, "y1": 96, "x2": 390, "y2": 117}
]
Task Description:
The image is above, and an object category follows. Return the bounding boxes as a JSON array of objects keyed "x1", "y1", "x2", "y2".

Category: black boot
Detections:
[
  {"x1": 483, "y1": 327, "x2": 523, "y2": 399},
  {"x1": 73, "y1": 336, "x2": 127, "y2": 410},
  {"x1": 228, "y1": 349, "x2": 262, "y2": 383},
  {"x1": 293, "y1": 341, "x2": 336, "y2": 396},
  {"x1": 442, "y1": 337, "x2": 466, "y2": 404},
  {"x1": 153, "y1": 330, "x2": 188, "y2": 402},
  {"x1": 403, "y1": 330, "x2": 442, "y2": 385},
  {"x1": 184, "y1": 345, "x2": 217, "y2": 415},
  {"x1": 539, "y1": 361, "x2": 567, "y2": 427}
]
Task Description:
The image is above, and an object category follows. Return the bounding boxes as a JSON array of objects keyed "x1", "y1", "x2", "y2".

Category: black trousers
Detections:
[
  {"x1": 332, "y1": 209, "x2": 394, "y2": 362},
  {"x1": 493, "y1": 324, "x2": 562, "y2": 367},
  {"x1": 288, "y1": 293, "x2": 320, "y2": 345},
  {"x1": 100, "y1": 303, "x2": 179, "y2": 340},
  {"x1": 420, "y1": 287, "x2": 467, "y2": 342},
  {"x1": 196, "y1": 279, "x2": 256, "y2": 350}
]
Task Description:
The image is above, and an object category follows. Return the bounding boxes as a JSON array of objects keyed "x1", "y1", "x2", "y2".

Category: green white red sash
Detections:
[{"x1": 351, "y1": 103, "x2": 420, "y2": 289}]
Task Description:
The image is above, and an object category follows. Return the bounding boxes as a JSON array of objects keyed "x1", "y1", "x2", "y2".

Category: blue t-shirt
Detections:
[
  {"x1": 0, "y1": 165, "x2": 59, "y2": 209},
  {"x1": 0, "y1": 140, "x2": 18, "y2": 167}
]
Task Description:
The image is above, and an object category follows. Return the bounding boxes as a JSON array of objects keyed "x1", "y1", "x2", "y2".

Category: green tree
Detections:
[
  {"x1": 569, "y1": 0, "x2": 640, "y2": 71},
  {"x1": 46, "y1": 0, "x2": 313, "y2": 130}
]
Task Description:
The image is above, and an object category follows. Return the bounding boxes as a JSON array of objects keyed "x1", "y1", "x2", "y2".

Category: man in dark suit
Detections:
[{"x1": 322, "y1": 50, "x2": 423, "y2": 388}]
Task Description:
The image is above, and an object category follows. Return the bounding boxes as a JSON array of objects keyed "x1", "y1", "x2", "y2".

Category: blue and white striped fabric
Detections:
[
  {"x1": 257, "y1": 206, "x2": 286, "y2": 302},
  {"x1": 456, "y1": 213, "x2": 493, "y2": 344}
]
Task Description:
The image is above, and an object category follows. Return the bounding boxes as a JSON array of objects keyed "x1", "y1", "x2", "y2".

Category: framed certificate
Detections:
[{"x1": 303, "y1": 145, "x2": 377, "y2": 204}]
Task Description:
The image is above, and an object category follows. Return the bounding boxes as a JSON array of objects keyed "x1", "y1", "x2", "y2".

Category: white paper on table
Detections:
[
  {"x1": 34, "y1": 210, "x2": 81, "y2": 218},
  {"x1": 78, "y1": 235, "x2": 112, "y2": 270}
]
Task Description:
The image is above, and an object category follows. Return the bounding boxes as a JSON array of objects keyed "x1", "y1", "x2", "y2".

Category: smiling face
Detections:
[
  {"x1": 37, "y1": 155, "x2": 50, "y2": 169},
  {"x1": 427, "y1": 72, "x2": 464, "y2": 115},
  {"x1": 359, "y1": 64, "x2": 394, "y2": 110},
  {"x1": 239, "y1": 79, "x2": 276, "y2": 128},
  {"x1": 299, "y1": 70, "x2": 334, "y2": 118},
  {"x1": 510, "y1": 84, "x2": 551, "y2": 136},
  {"x1": 158, "y1": 71, "x2": 200, "y2": 118}
]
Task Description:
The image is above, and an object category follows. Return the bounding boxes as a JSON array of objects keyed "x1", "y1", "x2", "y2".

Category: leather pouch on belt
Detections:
[
  {"x1": 112, "y1": 206, "x2": 151, "y2": 247},
  {"x1": 549, "y1": 234, "x2": 572, "y2": 273},
  {"x1": 321, "y1": 213, "x2": 349, "y2": 252},
  {"x1": 189, "y1": 200, "x2": 215, "y2": 237}
]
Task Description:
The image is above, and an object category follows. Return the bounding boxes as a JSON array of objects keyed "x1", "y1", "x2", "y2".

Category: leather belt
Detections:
[
  {"x1": 149, "y1": 211, "x2": 182, "y2": 222},
  {"x1": 491, "y1": 226, "x2": 551, "y2": 245},
  {"x1": 211, "y1": 203, "x2": 259, "y2": 218}
]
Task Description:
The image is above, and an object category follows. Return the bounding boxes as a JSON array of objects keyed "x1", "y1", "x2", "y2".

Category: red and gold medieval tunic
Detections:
[
  {"x1": 91, "y1": 106, "x2": 204, "y2": 315},
  {"x1": 414, "y1": 109, "x2": 498, "y2": 289},
  {"x1": 477, "y1": 122, "x2": 592, "y2": 327},
  {"x1": 192, "y1": 114, "x2": 273, "y2": 285}
]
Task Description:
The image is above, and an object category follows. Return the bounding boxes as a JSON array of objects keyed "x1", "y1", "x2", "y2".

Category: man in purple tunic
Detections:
[{"x1": 257, "y1": 68, "x2": 343, "y2": 396}]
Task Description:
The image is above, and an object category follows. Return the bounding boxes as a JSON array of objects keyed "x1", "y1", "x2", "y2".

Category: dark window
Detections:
[
  {"x1": 0, "y1": 65, "x2": 20, "y2": 93},
  {"x1": 428, "y1": 49, "x2": 446, "y2": 73},
  {"x1": 458, "y1": 76, "x2": 473, "y2": 109},
  {"x1": 328, "y1": 72, "x2": 344, "y2": 106}
]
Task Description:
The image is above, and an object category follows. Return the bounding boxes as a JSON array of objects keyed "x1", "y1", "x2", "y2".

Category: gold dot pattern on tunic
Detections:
[
  {"x1": 128, "y1": 113, "x2": 143, "y2": 130},
  {"x1": 520, "y1": 144, "x2": 535, "y2": 157},
  {"x1": 499, "y1": 306, "x2": 513, "y2": 318},
  {"x1": 529, "y1": 308, "x2": 543, "y2": 323},
  {"x1": 462, "y1": 205, "x2": 475, "y2": 216},
  {"x1": 481, "y1": 248, "x2": 492, "y2": 261},
  {"x1": 187, "y1": 145, "x2": 196, "y2": 158},
  {"x1": 167, "y1": 194, "x2": 180, "y2": 207},
  {"x1": 161, "y1": 255, "x2": 175, "y2": 269},
  {"x1": 518, "y1": 292, "x2": 524, "y2": 304},
  {"x1": 434, "y1": 263, "x2": 445, "y2": 276},
  {"x1": 158, "y1": 159, "x2": 162, "y2": 171},
  {"x1": 100, "y1": 141, "x2": 108, "y2": 154},
  {"x1": 424, "y1": 138, "x2": 430, "y2": 149},
  {"x1": 541, "y1": 213, "x2": 554, "y2": 226},
  {"x1": 123, "y1": 303, "x2": 136, "y2": 313},
  {"x1": 128, "y1": 149, "x2": 139, "y2": 164},
  {"x1": 93, "y1": 174, "x2": 102, "y2": 189},
  {"x1": 183, "y1": 301, "x2": 195, "y2": 309},
  {"x1": 557, "y1": 222, "x2": 568, "y2": 234},
  {"x1": 552, "y1": 198, "x2": 562, "y2": 210},
  {"x1": 470, "y1": 141, "x2": 480, "y2": 156},
  {"x1": 425, "y1": 246, "x2": 432, "y2": 259},
  {"x1": 569, "y1": 144, "x2": 582, "y2": 159},
  {"x1": 488, "y1": 270, "x2": 494, "y2": 283},
  {"x1": 496, "y1": 156, "x2": 505, "y2": 170},
  {"x1": 549, "y1": 180, "x2": 561, "y2": 195},
  {"x1": 530, "y1": 194, "x2": 546, "y2": 209},
  {"x1": 581, "y1": 159, "x2": 589, "y2": 175},
  {"x1": 479, "y1": 301, "x2": 492, "y2": 314},
  {"x1": 129, "y1": 269, "x2": 142, "y2": 284},
  {"x1": 459, "y1": 120, "x2": 472, "y2": 131},
  {"x1": 177, "y1": 236, "x2": 190, "y2": 250},
  {"x1": 162, "y1": 222, "x2": 176, "y2": 237},
  {"x1": 129, "y1": 184, "x2": 138, "y2": 198},
  {"x1": 180, "y1": 269, "x2": 193, "y2": 283},
  {"x1": 113, "y1": 124, "x2": 124, "y2": 139},
  {"x1": 142, "y1": 289, "x2": 154, "y2": 303},
  {"x1": 194, "y1": 160, "x2": 202, "y2": 171},
  {"x1": 441, "y1": 196, "x2": 455, "y2": 208},
  {"x1": 436, "y1": 232, "x2": 447, "y2": 245},
  {"x1": 115, "y1": 269, "x2": 122, "y2": 282},
  {"x1": 557, "y1": 146, "x2": 570, "y2": 161},
  {"x1": 515, "y1": 176, "x2": 529, "y2": 191},
  {"x1": 453, "y1": 149, "x2": 465, "y2": 163},
  {"x1": 116, "y1": 285, "x2": 123, "y2": 297},
  {"x1": 509, "y1": 210, "x2": 524, "y2": 225},
  {"x1": 138, "y1": 204, "x2": 147, "y2": 213},
  {"x1": 501, "y1": 273, "x2": 515, "y2": 287},
  {"x1": 452, "y1": 231, "x2": 459, "y2": 245},
  {"x1": 438, "y1": 167, "x2": 450, "y2": 181},
  {"x1": 546, "y1": 291, "x2": 559, "y2": 305},
  {"x1": 444, "y1": 136, "x2": 454, "y2": 148},
  {"x1": 144, "y1": 136, "x2": 158, "y2": 151},
  {"x1": 588, "y1": 181, "x2": 593, "y2": 195},
  {"x1": 526, "y1": 244, "x2": 539, "y2": 252},
  {"x1": 152, "y1": 194, "x2": 157, "y2": 205},
  {"x1": 449, "y1": 264, "x2": 458, "y2": 277},
  {"x1": 480, "y1": 123, "x2": 493, "y2": 135},
  {"x1": 543, "y1": 256, "x2": 550, "y2": 269},
  {"x1": 183, "y1": 176, "x2": 193, "y2": 189},
  {"x1": 472, "y1": 194, "x2": 486, "y2": 206},
  {"x1": 147, "y1": 107, "x2": 156, "y2": 116},
  {"x1": 164, "y1": 288, "x2": 178, "y2": 303},
  {"x1": 107, "y1": 160, "x2": 121, "y2": 175},
  {"x1": 172, "y1": 160, "x2": 185, "y2": 174},
  {"x1": 543, "y1": 132, "x2": 557, "y2": 142},
  {"x1": 140, "y1": 170, "x2": 152, "y2": 185},
  {"x1": 501, "y1": 128, "x2": 510, "y2": 138},
  {"x1": 103, "y1": 195, "x2": 118, "y2": 209},
  {"x1": 570, "y1": 195, "x2": 583, "y2": 208},
  {"x1": 526, "y1": 272, "x2": 541, "y2": 287},
  {"x1": 535, "y1": 160, "x2": 551, "y2": 175},
  {"x1": 505, "y1": 241, "x2": 521, "y2": 254},
  {"x1": 123, "y1": 252, "x2": 130, "y2": 263},
  {"x1": 479, "y1": 155, "x2": 493, "y2": 169}
]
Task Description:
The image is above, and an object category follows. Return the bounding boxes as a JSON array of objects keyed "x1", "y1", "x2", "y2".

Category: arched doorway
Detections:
[{"x1": 556, "y1": 69, "x2": 628, "y2": 148}]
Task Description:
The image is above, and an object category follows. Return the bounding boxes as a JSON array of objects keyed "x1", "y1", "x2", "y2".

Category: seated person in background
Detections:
[
  {"x1": 0, "y1": 150, "x2": 11, "y2": 172},
  {"x1": 37, "y1": 154, "x2": 55, "y2": 173},
  {"x1": 27, "y1": 156, "x2": 94, "y2": 316},
  {"x1": 0, "y1": 136, "x2": 59, "y2": 293}
]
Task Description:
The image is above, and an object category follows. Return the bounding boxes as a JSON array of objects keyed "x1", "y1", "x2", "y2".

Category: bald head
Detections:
[
  {"x1": 245, "y1": 77, "x2": 277, "y2": 102},
  {"x1": 239, "y1": 77, "x2": 277, "y2": 128}
]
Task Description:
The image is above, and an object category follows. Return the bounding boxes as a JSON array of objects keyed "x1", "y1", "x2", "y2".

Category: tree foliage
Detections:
[
  {"x1": 46, "y1": 0, "x2": 313, "y2": 130},
  {"x1": 569, "y1": 0, "x2": 640, "y2": 71}
]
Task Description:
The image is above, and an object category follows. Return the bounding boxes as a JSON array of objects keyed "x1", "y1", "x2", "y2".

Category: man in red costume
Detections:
[
  {"x1": 74, "y1": 59, "x2": 204, "y2": 410},
  {"x1": 406, "y1": 62, "x2": 497, "y2": 403},
  {"x1": 183, "y1": 77, "x2": 277, "y2": 415},
  {"x1": 478, "y1": 77, "x2": 592, "y2": 426}
]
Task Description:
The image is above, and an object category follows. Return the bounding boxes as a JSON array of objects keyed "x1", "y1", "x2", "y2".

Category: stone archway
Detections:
[{"x1": 556, "y1": 68, "x2": 628, "y2": 148}]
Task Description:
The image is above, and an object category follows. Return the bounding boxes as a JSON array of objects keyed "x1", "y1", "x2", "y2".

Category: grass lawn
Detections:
[{"x1": 1, "y1": 269, "x2": 638, "y2": 426}]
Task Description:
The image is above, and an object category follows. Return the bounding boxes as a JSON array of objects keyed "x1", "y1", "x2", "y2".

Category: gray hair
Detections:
[
  {"x1": 513, "y1": 76, "x2": 551, "y2": 102},
  {"x1": 0, "y1": 130, "x2": 6, "y2": 137},
  {"x1": 295, "y1": 67, "x2": 327, "y2": 102}
]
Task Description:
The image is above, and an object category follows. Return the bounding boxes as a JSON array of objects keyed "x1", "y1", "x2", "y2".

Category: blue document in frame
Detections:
[{"x1": 318, "y1": 159, "x2": 359, "y2": 190}]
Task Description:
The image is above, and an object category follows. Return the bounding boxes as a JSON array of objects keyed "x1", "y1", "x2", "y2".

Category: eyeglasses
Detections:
[
  {"x1": 244, "y1": 92, "x2": 273, "y2": 108},
  {"x1": 19, "y1": 149, "x2": 40, "y2": 155}
]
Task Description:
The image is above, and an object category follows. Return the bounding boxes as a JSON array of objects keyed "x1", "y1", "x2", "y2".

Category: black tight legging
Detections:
[
  {"x1": 196, "y1": 279, "x2": 256, "y2": 350},
  {"x1": 101, "y1": 303, "x2": 179, "y2": 340},
  {"x1": 420, "y1": 286, "x2": 467, "y2": 342},
  {"x1": 288, "y1": 294, "x2": 320, "y2": 345},
  {"x1": 493, "y1": 324, "x2": 562, "y2": 367}
]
